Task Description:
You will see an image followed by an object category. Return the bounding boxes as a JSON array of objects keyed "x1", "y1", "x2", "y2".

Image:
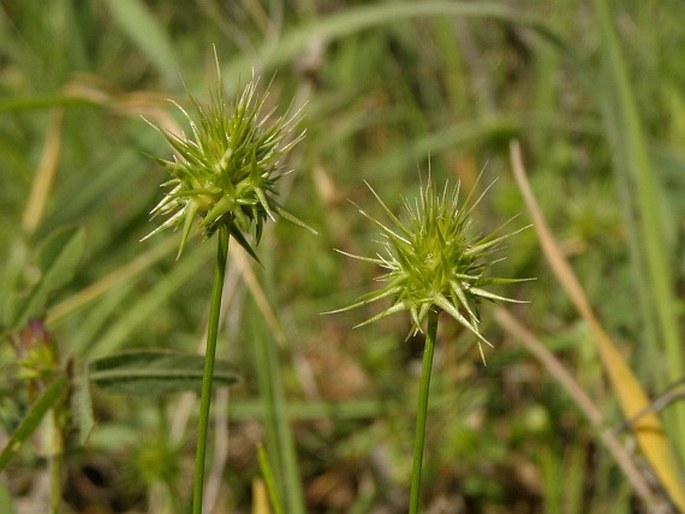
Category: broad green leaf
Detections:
[
  {"x1": 89, "y1": 350, "x2": 239, "y2": 397},
  {"x1": 0, "y1": 372, "x2": 69, "y2": 472},
  {"x1": 5, "y1": 226, "x2": 85, "y2": 331}
]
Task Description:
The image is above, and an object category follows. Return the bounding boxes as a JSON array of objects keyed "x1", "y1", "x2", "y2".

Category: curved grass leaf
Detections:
[
  {"x1": 0, "y1": 372, "x2": 69, "y2": 472},
  {"x1": 257, "y1": 444, "x2": 285, "y2": 514},
  {"x1": 89, "y1": 350, "x2": 239, "y2": 397},
  {"x1": 77, "y1": 364, "x2": 95, "y2": 446},
  {"x1": 83, "y1": 241, "x2": 210, "y2": 357},
  {"x1": 223, "y1": 2, "x2": 568, "y2": 88},
  {"x1": 103, "y1": 0, "x2": 180, "y2": 87},
  {"x1": 4, "y1": 226, "x2": 85, "y2": 331}
]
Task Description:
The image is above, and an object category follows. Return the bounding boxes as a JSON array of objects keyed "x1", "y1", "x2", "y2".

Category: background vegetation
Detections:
[{"x1": 1, "y1": 0, "x2": 685, "y2": 512}]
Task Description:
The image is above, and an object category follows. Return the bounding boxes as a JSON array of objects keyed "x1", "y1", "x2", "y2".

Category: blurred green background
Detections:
[{"x1": 1, "y1": 1, "x2": 685, "y2": 512}]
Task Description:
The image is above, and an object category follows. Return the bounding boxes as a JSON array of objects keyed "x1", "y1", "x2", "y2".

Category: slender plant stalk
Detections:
[
  {"x1": 252, "y1": 305, "x2": 306, "y2": 514},
  {"x1": 270, "y1": 340, "x2": 305, "y2": 514},
  {"x1": 257, "y1": 444, "x2": 286, "y2": 514},
  {"x1": 192, "y1": 226, "x2": 230, "y2": 514},
  {"x1": 409, "y1": 309, "x2": 439, "y2": 514},
  {"x1": 261, "y1": 246, "x2": 307, "y2": 514},
  {"x1": 252, "y1": 320, "x2": 284, "y2": 501}
]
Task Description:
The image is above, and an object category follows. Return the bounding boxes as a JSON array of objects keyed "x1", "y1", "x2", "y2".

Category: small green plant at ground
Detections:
[{"x1": 329, "y1": 176, "x2": 529, "y2": 512}]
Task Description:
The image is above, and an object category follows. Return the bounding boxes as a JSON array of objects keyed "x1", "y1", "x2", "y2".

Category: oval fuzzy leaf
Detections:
[{"x1": 89, "y1": 350, "x2": 239, "y2": 397}]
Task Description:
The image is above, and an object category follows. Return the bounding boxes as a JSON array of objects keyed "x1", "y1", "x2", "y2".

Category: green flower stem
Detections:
[
  {"x1": 192, "y1": 226, "x2": 229, "y2": 514},
  {"x1": 409, "y1": 309, "x2": 439, "y2": 514}
]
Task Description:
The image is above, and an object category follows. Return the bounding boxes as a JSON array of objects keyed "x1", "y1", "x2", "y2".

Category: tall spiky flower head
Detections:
[
  {"x1": 142, "y1": 64, "x2": 313, "y2": 260},
  {"x1": 331, "y1": 176, "x2": 528, "y2": 362}
]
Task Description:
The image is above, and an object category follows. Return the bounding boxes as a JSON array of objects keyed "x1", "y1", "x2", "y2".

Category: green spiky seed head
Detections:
[
  {"x1": 142, "y1": 65, "x2": 314, "y2": 260},
  {"x1": 331, "y1": 177, "x2": 528, "y2": 362}
]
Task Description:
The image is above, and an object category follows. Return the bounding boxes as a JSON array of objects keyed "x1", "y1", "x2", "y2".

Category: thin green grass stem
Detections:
[
  {"x1": 257, "y1": 444, "x2": 285, "y2": 514},
  {"x1": 273, "y1": 353, "x2": 306, "y2": 514},
  {"x1": 409, "y1": 309, "x2": 439, "y2": 514},
  {"x1": 252, "y1": 319, "x2": 284, "y2": 503},
  {"x1": 192, "y1": 226, "x2": 229, "y2": 514},
  {"x1": 252, "y1": 310, "x2": 306, "y2": 514}
]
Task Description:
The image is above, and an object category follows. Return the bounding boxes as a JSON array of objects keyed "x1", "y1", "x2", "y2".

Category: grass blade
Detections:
[
  {"x1": 223, "y1": 2, "x2": 567, "y2": 87},
  {"x1": 103, "y1": 0, "x2": 180, "y2": 87},
  {"x1": 0, "y1": 373, "x2": 69, "y2": 472},
  {"x1": 592, "y1": 0, "x2": 685, "y2": 466},
  {"x1": 510, "y1": 140, "x2": 685, "y2": 511}
]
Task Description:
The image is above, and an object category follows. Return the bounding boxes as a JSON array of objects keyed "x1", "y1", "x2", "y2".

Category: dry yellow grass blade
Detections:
[
  {"x1": 46, "y1": 235, "x2": 180, "y2": 326},
  {"x1": 22, "y1": 109, "x2": 64, "y2": 234},
  {"x1": 252, "y1": 478, "x2": 272, "y2": 514},
  {"x1": 231, "y1": 244, "x2": 289, "y2": 349},
  {"x1": 509, "y1": 140, "x2": 685, "y2": 511}
]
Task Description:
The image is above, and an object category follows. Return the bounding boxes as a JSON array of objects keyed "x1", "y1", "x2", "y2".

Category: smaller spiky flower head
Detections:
[
  {"x1": 331, "y1": 176, "x2": 529, "y2": 362},
  {"x1": 142, "y1": 61, "x2": 313, "y2": 260}
]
